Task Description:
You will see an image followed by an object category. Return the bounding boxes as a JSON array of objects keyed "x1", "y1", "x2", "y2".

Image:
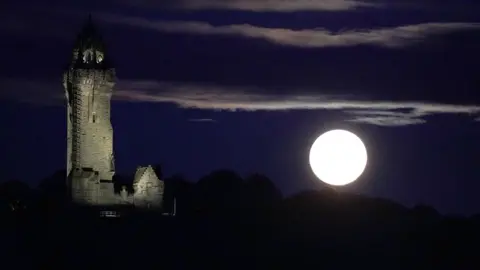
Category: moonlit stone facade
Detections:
[
  {"x1": 64, "y1": 17, "x2": 164, "y2": 210},
  {"x1": 133, "y1": 166, "x2": 165, "y2": 209}
]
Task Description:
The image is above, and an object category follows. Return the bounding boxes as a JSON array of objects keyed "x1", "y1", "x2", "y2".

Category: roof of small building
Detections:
[{"x1": 133, "y1": 165, "x2": 155, "y2": 184}]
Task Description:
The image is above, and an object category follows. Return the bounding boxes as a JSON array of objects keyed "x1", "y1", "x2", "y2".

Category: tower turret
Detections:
[
  {"x1": 69, "y1": 15, "x2": 112, "y2": 69},
  {"x1": 63, "y1": 16, "x2": 116, "y2": 206}
]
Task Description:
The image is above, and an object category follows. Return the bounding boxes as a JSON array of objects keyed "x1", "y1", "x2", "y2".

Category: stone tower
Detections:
[{"x1": 63, "y1": 16, "x2": 117, "y2": 205}]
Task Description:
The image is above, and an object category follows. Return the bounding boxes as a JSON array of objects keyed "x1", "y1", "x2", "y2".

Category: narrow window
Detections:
[{"x1": 92, "y1": 112, "x2": 96, "y2": 123}]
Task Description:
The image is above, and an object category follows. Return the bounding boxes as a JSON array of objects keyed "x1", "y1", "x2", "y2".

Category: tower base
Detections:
[{"x1": 70, "y1": 168, "x2": 117, "y2": 206}]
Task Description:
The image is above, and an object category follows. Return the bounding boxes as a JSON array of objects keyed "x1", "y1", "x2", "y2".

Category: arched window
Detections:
[
  {"x1": 96, "y1": 51, "x2": 104, "y2": 63},
  {"x1": 82, "y1": 49, "x2": 94, "y2": 63}
]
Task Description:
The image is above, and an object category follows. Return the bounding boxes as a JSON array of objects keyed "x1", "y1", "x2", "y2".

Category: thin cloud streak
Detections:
[
  {"x1": 347, "y1": 116, "x2": 427, "y2": 126},
  {"x1": 96, "y1": 14, "x2": 480, "y2": 48},
  {"x1": 115, "y1": 84, "x2": 480, "y2": 113},
  {"x1": 345, "y1": 109, "x2": 429, "y2": 126},
  {"x1": 2, "y1": 78, "x2": 479, "y2": 127},
  {"x1": 188, "y1": 118, "x2": 217, "y2": 122},
  {"x1": 114, "y1": 80, "x2": 480, "y2": 126},
  {"x1": 118, "y1": 0, "x2": 379, "y2": 11}
]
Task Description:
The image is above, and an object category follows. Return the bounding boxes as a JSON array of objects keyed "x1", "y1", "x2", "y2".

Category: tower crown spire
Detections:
[{"x1": 70, "y1": 15, "x2": 111, "y2": 69}]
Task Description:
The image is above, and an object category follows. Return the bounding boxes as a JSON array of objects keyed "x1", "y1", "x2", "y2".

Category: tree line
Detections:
[{"x1": 0, "y1": 167, "x2": 479, "y2": 268}]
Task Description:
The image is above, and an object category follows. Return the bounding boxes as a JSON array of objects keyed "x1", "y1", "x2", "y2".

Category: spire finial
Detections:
[{"x1": 82, "y1": 13, "x2": 96, "y2": 36}]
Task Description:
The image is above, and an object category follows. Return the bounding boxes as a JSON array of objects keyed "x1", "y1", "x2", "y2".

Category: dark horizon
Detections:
[
  {"x1": 2, "y1": 1, "x2": 480, "y2": 216},
  {"x1": 1, "y1": 166, "x2": 480, "y2": 268}
]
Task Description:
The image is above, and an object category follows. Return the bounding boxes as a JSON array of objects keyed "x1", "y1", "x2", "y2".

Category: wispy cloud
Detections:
[
  {"x1": 118, "y1": 0, "x2": 379, "y2": 12},
  {"x1": 0, "y1": 78, "x2": 63, "y2": 106},
  {"x1": 348, "y1": 116, "x2": 427, "y2": 126},
  {"x1": 96, "y1": 14, "x2": 480, "y2": 48},
  {"x1": 114, "y1": 80, "x2": 480, "y2": 126},
  {"x1": 188, "y1": 118, "x2": 217, "y2": 122},
  {"x1": 344, "y1": 110, "x2": 428, "y2": 126},
  {"x1": 2, "y1": 78, "x2": 479, "y2": 127},
  {"x1": 116, "y1": 0, "x2": 480, "y2": 13}
]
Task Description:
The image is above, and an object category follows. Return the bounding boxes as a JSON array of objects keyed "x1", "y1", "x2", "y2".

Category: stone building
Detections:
[{"x1": 63, "y1": 16, "x2": 164, "y2": 211}]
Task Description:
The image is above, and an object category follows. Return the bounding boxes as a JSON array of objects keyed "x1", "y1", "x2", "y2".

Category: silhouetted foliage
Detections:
[
  {"x1": 244, "y1": 173, "x2": 282, "y2": 210},
  {"x1": 36, "y1": 170, "x2": 67, "y2": 214},
  {"x1": 0, "y1": 180, "x2": 32, "y2": 215},
  {"x1": 0, "y1": 169, "x2": 479, "y2": 269},
  {"x1": 196, "y1": 170, "x2": 244, "y2": 215},
  {"x1": 163, "y1": 174, "x2": 193, "y2": 216}
]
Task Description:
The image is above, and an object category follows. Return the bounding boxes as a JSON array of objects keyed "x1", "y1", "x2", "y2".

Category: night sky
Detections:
[{"x1": 1, "y1": 0, "x2": 480, "y2": 215}]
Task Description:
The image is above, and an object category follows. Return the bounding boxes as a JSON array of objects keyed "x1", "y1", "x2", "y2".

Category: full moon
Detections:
[{"x1": 309, "y1": 129, "x2": 367, "y2": 186}]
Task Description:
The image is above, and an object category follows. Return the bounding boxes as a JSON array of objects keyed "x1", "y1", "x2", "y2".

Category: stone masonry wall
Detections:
[
  {"x1": 65, "y1": 68, "x2": 116, "y2": 205},
  {"x1": 68, "y1": 69, "x2": 115, "y2": 181},
  {"x1": 133, "y1": 166, "x2": 165, "y2": 209}
]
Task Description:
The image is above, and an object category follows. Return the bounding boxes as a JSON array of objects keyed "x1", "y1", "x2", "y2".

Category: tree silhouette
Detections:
[
  {"x1": 244, "y1": 173, "x2": 282, "y2": 210},
  {"x1": 36, "y1": 170, "x2": 67, "y2": 214},
  {"x1": 195, "y1": 169, "x2": 244, "y2": 215},
  {"x1": 0, "y1": 167, "x2": 479, "y2": 267},
  {"x1": 163, "y1": 174, "x2": 193, "y2": 216},
  {"x1": 0, "y1": 179, "x2": 32, "y2": 213}
]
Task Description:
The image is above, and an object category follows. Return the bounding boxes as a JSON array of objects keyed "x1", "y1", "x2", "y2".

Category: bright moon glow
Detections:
[{"x1": 309, "y1": 129, "x2": 367, "y2": 186}]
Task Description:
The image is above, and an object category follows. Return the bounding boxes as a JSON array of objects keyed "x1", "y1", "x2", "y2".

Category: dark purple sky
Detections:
[{"x1": 1, "y1": 0, "x2": 480, "y2": 215}]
